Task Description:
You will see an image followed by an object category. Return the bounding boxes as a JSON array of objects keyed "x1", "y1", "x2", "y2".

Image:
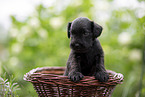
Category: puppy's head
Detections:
[{"x1": 67, "y1": 17, "x2": 103, "y2": 53}]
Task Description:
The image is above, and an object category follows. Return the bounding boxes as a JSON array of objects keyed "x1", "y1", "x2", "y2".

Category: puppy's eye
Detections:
[{"x1": 83, "y1": 32, "x2": 89, "y2": 36}]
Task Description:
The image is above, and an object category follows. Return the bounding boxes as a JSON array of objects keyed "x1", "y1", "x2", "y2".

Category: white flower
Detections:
[
  {"x1": 118, "y1": 32, "x2": 131, "y2": 45},
  {"x1": 129, "y1": 49, "x2": 142, "y2": 61},
  {"x1": 50, "y1": 17, "x2": 64, "y2": 29},
  {"x1": 16, "y1": 33, "x2": 25, "y2": 43},
  {"x1": 11, "y1": 43, "x2": 22, "y2": 54},
  {"x1": 28, "y1": 17, "x2": 40, "y2": 28},
  {"x1": 20, "y1": 25, "x2": 31, "y2": 35},
  {"x1": 37, "y1": 29, "x2": 48, "y2": 39},
  {"x1": 9, "y1": 28, "x2": 19, "y2": 38}
]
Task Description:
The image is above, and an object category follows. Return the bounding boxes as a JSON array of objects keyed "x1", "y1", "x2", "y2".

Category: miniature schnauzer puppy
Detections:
[{"x1": 64, "y1": 17, "x2": 109, "y2": 82}]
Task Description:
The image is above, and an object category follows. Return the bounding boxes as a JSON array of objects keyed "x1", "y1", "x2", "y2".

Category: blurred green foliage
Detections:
[
  {"x1": 0, "y1": 0, "x2": 145, "y2": 97},
  {"x1": 0, "y1": 73, "x2": 20, "y2": 97}
]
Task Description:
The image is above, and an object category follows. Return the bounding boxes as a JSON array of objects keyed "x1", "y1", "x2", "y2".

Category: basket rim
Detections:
[{"x1": 24, "y1": 67, "x2": 124, "y2": 86}]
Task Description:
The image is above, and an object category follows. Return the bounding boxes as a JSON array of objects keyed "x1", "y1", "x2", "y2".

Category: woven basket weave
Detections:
[{"x1": 24, "y1": 67, "x2": 123, "y2": 97}]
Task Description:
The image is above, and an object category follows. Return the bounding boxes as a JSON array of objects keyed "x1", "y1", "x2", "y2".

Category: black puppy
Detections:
[{"x1": 64, "y1": 17, "x2": 109, "y2": 82}]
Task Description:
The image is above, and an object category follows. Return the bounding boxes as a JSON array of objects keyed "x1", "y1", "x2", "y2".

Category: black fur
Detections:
[{"x1": 64, "y1": 17, "x2": 109, "y2": 82}]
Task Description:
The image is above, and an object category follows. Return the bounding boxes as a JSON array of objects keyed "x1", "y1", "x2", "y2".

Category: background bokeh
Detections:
[{"x1": 0, "y1": 0, "x2": 145, "y2": 97}]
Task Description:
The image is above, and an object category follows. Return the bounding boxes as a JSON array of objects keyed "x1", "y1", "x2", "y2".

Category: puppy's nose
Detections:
[{"x1": 74, "y1": 43, "x2": 80, "y2": 48}]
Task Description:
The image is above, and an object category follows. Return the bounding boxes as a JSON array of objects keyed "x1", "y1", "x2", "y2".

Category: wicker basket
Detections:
[{"x1": 24, "y1": 67, "x2": 123, "y2": 97}]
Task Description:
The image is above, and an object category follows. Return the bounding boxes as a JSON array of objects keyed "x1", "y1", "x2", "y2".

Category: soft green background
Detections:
[{"x1": 0, "y1": 0, "x2": 145, "y2": 97}]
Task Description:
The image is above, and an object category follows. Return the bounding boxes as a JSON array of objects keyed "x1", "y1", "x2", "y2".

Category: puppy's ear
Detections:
[
  {"x1": 67, "y1": 22, "x2": 72, "y2": 38},
  {"x1": 91, "y1": 21, "x2": 103, "y2": 39}
]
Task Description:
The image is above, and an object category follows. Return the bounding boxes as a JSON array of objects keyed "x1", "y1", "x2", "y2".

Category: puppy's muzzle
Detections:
[
  {"x1": 74, "y1": 43, "x2": 81, "y2": 49},
  {"x1": 71, "y1": 43, "x2": 82, "y2": 49},
  {"x1": 70, "y1": 43, "x2": 90, "y2": 53}
]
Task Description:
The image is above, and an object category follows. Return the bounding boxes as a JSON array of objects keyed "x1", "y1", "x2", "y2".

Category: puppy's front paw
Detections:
[
  {"x1": 95, "y1": 71, "x2": 109, "y2": 82},
  {"x1": 68, "y1": 72, "x2": 84, "y2": 82}
]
